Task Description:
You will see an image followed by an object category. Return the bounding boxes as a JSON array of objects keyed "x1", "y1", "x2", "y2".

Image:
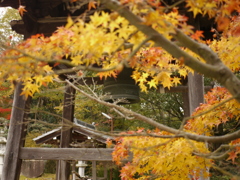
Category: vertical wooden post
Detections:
[
  {"x1": 183, "y1": 73, "x2": 204, "y2": 117},
  {"x1": 187, "y1": 72, "x2": 204, "y2": 115},
  {"x1": 2, "y1": 82, "x2": 31, "y2": 180},
  {"x1": 103, "y1": 162, "x2": 108, "y2": 179},
  {"x1": 182, "y1": 91, "x2": 190, "y2": 117},
  {"x1": 186, "y1": 73, "x2": 209, "y2": 180},
  {"x1": 92, "y1": 161, "x2": 97, "y2": 180},
  {"x1": 56, "y1": 85, "x2": 76, "y2": 180}
]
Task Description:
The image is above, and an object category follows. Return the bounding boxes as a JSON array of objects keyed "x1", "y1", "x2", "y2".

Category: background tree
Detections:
[
  {"x1": 0, "y1": 7, "x2": 22, "y2": 51},
  {"x1": 0, "y1": 7, "x2": 22, "y2": 135}
]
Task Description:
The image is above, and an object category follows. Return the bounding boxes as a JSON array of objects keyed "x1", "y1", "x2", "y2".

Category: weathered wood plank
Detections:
[
  {"x1": 20, "y1": 148, "x2": 114, "y2": 161},
  {"x1": 2, "y1": 82, "x2": 31, "y2": 180}
]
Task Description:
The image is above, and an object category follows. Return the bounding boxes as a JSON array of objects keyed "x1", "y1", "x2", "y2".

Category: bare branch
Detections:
[{"x1": 66, "y1": 79, "x2": 240, "y2": 143}]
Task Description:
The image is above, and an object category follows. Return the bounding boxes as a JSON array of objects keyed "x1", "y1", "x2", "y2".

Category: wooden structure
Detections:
[
  {"x1": 21, "y1": 160, "x2": 45, "y2": 178},
  {"x1": 32, "y1": 118, "x2": 112, "y2": 179},
  {"x1": 33, "y1": 118, "x2": 111, "y2": 147},
  {"x1": 0, "y1": 77, "x2": 207, "y2": 180},
  {"x1": 0, "y1": 1, "x2": 211, "y2": 180},
  {"x1": 1, "y1": 82, "x2": 115, "y2": 180}
]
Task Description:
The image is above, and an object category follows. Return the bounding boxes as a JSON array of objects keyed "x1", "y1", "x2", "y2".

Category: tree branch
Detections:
[
  {"x1": 99, "y1": 0, "x2": 240, "y2": 102},
  {"x1": 66, "y1": 79, "x2": 240, "y2": 144}
]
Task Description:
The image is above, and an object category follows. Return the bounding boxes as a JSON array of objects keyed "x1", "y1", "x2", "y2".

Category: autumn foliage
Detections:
[
  {"x1": 111, "y1": 86, "x2": 240, "y2": 179},
  {"x1": 112, "y1": 130, "x2": 210, "y2": 180},
  {"x1": 1, "y1": 0, "x2": 240, "y2": 179},
  {"x1": 0, "y1": 84, "x2": 12, "y2": 120}
]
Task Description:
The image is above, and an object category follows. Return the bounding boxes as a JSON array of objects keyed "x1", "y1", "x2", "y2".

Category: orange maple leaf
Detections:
[
  {"x1": 147, "y1": 0, "x2": 161, "y2": 7},
  {"x1": 191, "y1": 30, "x2": 204, "y2": 40},
  {"x1": 97, "y1": 72, "x2": 105, "y2": 80},
  {"x1": 106, "y1": 138, "x2": 113, "y2": 148},
  {"x1": 217, "y1": 17, "x2": 230, "y2": 31},
  {"x1": 18, "y1": 5, "x2": 27, "y2": 16},
  {"x1": 88, "y1": 1, "x2": 97, "y2": 10},
  {"x1": 227, "y1": 151, "x2": 238, "y2": 163},
  {"x1": 178, "y1": 56, "x2": 185, "y2": 66}
]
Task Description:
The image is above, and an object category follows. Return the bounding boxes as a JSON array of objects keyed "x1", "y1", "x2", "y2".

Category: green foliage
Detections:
[
  {"x1": 24, "y1": 132, "x2": 43, "y2": 147},
  {"x1": 138, "y1": 91, "x2": 183, "y2": 128},
  {"x1": 44, "y1": 160, "x2": 56, "y2": 174},
  {"x1": 0, "y1": 7, "x2": 23, "y2": 51},
  {"x1": 74, "y1": 85, "x2": 108, "y2": 125},
  {"x1": 29, "y1": 82, "x2": 64, "y2": 132},
  {"x1": 73, "y1": 84, "x2": 184, "y2": 131},
  {"x1": 211, "y1": 175, "x2": 231, "y2": 180}
]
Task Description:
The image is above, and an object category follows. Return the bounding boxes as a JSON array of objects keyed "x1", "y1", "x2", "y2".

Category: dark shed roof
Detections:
[{"x1": 33, "y1": 118, "x2": 113, "y2": 145}]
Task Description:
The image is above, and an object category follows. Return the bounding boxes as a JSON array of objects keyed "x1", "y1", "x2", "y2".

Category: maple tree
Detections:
[
  {"x1": 1, "y1": 0, "x2": 240, "y2": 179},
  {"x1": 0, "y1": 8, "x2": 22, "y2": 131}
]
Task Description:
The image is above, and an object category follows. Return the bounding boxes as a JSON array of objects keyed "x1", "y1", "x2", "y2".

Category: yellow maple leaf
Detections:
[
  {"x1": 179, "y1": 69, "x2": 188, "y2": 78},
  {"x1": 43, "y1": 65, "x2": 53, "y2": 73},
  {"x1": 65, "y1": 16, "x2": 74, "y2": 29},
  {"x1": 142, "y1": 72, "x2": 149, "y2": 79},
  {"x1": 162, "y1": 78, "x2": 172, "y2": 89},
  {"x1": 20, "y1": 90, "x2": 33, "y2": 98},
  {"x1": 131, "y1": 71, "x2": 141, "y2": 81},
  {"x1": 147, "y1": 79, "x2": 158, "y2": 88},
  {"x1": 172, "y1": 77, "x2": 181, "y2": 86},
  {"x1": 139, "y1": 82, "x2": 148, "y2": 93}
]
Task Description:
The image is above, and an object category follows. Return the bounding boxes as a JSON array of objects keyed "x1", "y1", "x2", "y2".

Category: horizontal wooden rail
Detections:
[{"x1": 20, "y1": 148, "x2": 113, "y2": 161}]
